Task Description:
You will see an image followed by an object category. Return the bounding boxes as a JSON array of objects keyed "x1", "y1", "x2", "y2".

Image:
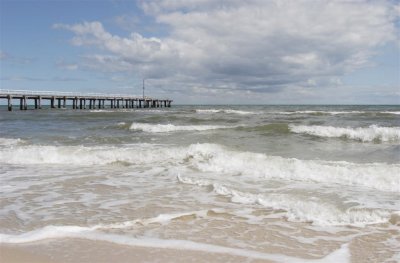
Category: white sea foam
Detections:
[
  {"x1": 196, "y1": 109, "x2": 259, "y2": 115},
  {"x1": 182, "y1": 143, "x2": 400, "y2": 192},
  {"x1": 0, "y1": 138, "x2": 23, "y2": 146},
  {"x1": 196, "y1": 109, "x2": 221, "y2": 113},
  {"x1": 289, "y1": 124, "x2": 400, "y2": 142},
  {"x1": 177, "y1": 175, "x2": 395, "y2": 226},
  {"x1": 0, "y1": 225, "x2": 350, "y2": 262},
  {"x1": 273, "y1": 111, "x2": 365, "y2": 115},
  {"x1": 382, "y1": 111, "x2": 400, "y2": 115},
  {"x1": 103, "y1": 210, "x2": 211, "y2": 229},
  {"x1": 1, "y1": 143, "x2": 399, "y2": 192},
  {"x1": 129, "y1": 123, "x2": 231, "y2": 133},
  {"x1": 89, "y1": 110, "x2": 114, "y2": 113},
  {"x1": 0, "y1": 144, "x2": 180, "y2": 166}
]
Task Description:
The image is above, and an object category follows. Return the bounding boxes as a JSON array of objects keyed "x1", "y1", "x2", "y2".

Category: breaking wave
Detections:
[
  {"x1": 1, "y1": 143, "x2": 398, "y2": 193},
  {"x1": 129, "y1": 123, "x2": 231, "y2": 133},
  {"x1": 289, "y1": 125, "x2": 400, "y2": 142},
  {"x1": 196, "y1": 109, "x2": 259, "y2": 115},
  {"x1": 0, "y1": 138, "x2": 24, "y2": 146}
]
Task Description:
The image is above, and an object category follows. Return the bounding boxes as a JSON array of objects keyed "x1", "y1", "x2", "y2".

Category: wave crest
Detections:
[
  {"x1": 289, "y1": 125, "x2": 400, "y2": 142},
  {"x1": 1, "y1": 143, "x2": 398, "y2": 192},
  {"x1": 196, "y1": 109, "x2": 258, "y2": 115},
  {"x1": 129, "y1": 123, "x2": 231, "y2": 133}
]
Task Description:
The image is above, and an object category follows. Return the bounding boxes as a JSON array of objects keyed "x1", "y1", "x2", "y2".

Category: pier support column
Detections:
[
  {"x1": 89, "y1": 99, "x2": 92, "y2": 109},
  {"x1": 7, "y1": 95, "x2": 12, "y2": 111},
  {"x1": 63, "y1": 97, "x2": 66, "y2": 108},
  {"x1": 79, "y1": 99, "x2": 83, "y2": 109},
  {"x1": 57, "y1": 98, "x2": 61, "y2": 108},
  {"x1": 117, "y1": 99, "x2": 120, "y2": 108},
  {"x1": 51, "y1": 97, "x2": 55, "y2": 109},
  {"x1": 98, "y1": 99, "x2": 102, "y2": 109},
  {"x1": 83, "y1": 99, "x2": 86, "y2": 109},
  {"x1": 23, "y1": 96, "x2": 27, "y2": 110},
  {"x1": 38, "y1": 96, "x2": 41, "y2": 109},
  {"x1": 34, "y1": 98, "x2": 38, "y2": 109}
]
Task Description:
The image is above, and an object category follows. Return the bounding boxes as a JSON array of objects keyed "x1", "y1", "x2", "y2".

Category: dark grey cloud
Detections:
[
  {"x1": 1, "y1": 76, "x2": 85, "y2": 82},
  {"x1": 54, "y1": 0, "x2": 399, "y2": 102}
]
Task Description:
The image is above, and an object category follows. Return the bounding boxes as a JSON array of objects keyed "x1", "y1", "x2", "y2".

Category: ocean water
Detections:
[{"x1": 0, "y1": 105, "x2": 399, "y2": 262}]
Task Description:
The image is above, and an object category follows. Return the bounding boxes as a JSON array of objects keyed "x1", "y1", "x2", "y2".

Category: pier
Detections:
[{"x1": 0, "y1": 89, "x2": 172, "y2": 111}]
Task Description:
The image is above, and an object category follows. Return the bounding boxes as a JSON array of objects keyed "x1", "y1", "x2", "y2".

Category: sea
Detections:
[{"x1": 0, "y1": 105, "x2": 399, "y2": 262}]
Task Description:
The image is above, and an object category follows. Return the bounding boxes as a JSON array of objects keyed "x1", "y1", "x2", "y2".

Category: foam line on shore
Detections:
[{"x1": 0, "y1": 225, "x2": 350, "y2": 263}]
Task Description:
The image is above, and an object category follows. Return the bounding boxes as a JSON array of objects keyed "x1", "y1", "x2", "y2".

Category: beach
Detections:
[{"x1": 0, "y1": 105, "x2": 399, "y2": 262}]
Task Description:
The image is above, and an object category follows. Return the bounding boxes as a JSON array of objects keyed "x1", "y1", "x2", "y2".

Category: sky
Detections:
[{"x1": 0, "y1": 0, "x2": 399, "y2": 105}]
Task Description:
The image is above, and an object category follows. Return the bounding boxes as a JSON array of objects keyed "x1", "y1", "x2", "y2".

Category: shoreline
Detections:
[{"x1": 1, "y1": 240, "x2": 272, "y2": 263}]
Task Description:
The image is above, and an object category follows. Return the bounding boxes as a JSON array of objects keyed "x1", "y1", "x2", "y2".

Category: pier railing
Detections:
[
  {"x1": 0, "y1": 89, "x2": 172, "y2": 111},
  {"x1": 0, "y1": 89, "x2": 150, "y2": 99}
]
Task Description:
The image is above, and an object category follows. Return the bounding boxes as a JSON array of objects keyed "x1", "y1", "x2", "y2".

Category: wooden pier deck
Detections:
[{"x1": 0, "y1": 90, "x2": 172, "y2": 111}]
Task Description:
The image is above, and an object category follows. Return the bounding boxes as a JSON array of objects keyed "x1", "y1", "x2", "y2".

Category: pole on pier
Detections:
[{"x1": 143, "y1": 79, "x2": 145, "y2": 100}]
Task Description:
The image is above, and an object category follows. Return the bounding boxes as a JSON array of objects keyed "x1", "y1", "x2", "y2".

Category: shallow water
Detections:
[{"x1": 0, "y1": 105, "x2": 399, "y2": 262}]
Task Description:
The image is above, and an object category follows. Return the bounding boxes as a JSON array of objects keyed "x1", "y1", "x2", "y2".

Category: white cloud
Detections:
[
  {"x1": 0, "y1": 51, "x2": 35, "y2": 64},
  {"x1": 54, "y1": 0, "x2": 399, "y2": 102},
  {"x1": 0, "y1": 51, "x2": 8, "y2": 60},
  {"x1": 56, "y1": 59, "x2": 78, "y2": 70}
]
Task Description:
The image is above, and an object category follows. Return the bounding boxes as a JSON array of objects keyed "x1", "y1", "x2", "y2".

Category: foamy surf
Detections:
[
  {"x1": 289, "y1": 124, "x2": 400, "y2": 142},
  {"x1": 273, "y1": 111, "x2": 365, "y2": 115},
  {"x1": 0, "y1": 225, "x2": 351, "y2": 263},
  {"x1": 1, "y1": 143, "x2": 399, "y2": 192},
  {"x1": 177, "y1": 175, "x2": 396, "y2": 226},
  {"x1": 0, "y1": 138, "x2": 24, "y2": 146},
  {"x1": 129, "y1": 123, "x2": 232, "y2": 133},
  {"x1": 196, "y1": 109, "x2": 259, "y2": 115}
]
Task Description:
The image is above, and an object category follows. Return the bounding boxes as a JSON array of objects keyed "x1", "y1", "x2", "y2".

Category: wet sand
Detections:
[{"x1": 1, "y1": 239, "x2": 270, "y2": 263}]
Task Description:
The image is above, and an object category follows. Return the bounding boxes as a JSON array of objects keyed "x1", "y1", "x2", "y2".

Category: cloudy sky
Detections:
[{"x1": 1, "y1": 0, "x2": 399, "y2": 104}]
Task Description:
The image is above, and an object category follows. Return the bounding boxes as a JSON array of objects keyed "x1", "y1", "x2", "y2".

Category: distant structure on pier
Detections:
[{"x1": 0, "y1": 90, "x2": 172, "y2": 111}]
